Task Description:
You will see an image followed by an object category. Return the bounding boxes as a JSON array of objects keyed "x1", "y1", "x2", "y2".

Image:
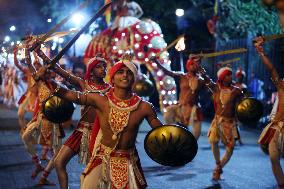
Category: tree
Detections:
[{"x1": 217, "y1": 0, "x2": 282, "y2": 41}]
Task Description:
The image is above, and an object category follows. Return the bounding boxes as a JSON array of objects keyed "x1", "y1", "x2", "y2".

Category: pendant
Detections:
[{"x1": 112, "y1": 134, "x2": 117, "y2": 140}]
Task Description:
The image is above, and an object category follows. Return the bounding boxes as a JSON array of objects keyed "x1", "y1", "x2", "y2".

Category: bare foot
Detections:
[
  {"x1": 37, "y1": 178, "x2": 56, "y2": 186},
  {"x1": 31, "y1": 165, "x2": 44, "y2": 180}
]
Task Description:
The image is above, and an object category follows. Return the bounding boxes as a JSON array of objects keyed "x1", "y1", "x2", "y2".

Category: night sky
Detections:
[{"x1": 0, "y1": 0, "x2": 46, "y2": 42}]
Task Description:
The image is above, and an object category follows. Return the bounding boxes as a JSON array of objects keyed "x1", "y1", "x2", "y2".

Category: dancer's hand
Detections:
[{"x1": 253, "y1": 36, "x2": 265, "y2": 55}]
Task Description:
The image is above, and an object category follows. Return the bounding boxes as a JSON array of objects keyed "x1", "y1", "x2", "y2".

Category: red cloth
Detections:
[
  {"x1": 217, "y1": 68, "x2": 232, "y2": 82},
  {"x1": 32, "y1": 98, "x2": 40, "y2": 118},
  {"x1": 84, "y1": 59, "x2": 102, "y2": 80},
  {"x1": 109, "y1": 62, "x2": 125, "y2": 82},
  {"x1": 64, "y1": 130, "x2": 83, "y2": 153},
  {"x1": 186, "y1": 59, "x2": 194, "y2": 71},
  {"x1": 89, "y1": 117, "x2": 100, "y2": 154},
  {"x1": 18, "y1": 93, "x2": 27, "y2": 105}
]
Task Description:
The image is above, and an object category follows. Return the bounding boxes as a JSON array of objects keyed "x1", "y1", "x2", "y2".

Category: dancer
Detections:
[
  {"x1": 36, "y1": 58, "x2": 162, "y2": 189},
  {"x1": 22, "y1": 48, "x2": 63, "y2": 185},
  {"x1": 255, "y1": 36, "x2": 284, "y2": 188},
  {"x1": 13, "y1": 47, "x2": 38, "y2": 134},
  {"x1": 153, "y1": 56, "x2": 204, "y2": 140},
  {"x1": 199, "y1": 63, "x2": 243, "y2": 181},
  {"x1": 35, "y1": 48, "x2": 110, "y2": 189}
]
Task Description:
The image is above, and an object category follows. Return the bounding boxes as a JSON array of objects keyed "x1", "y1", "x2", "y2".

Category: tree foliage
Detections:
[{"x1": 217, "y1": 0, "x2": 282, "y2": 41}]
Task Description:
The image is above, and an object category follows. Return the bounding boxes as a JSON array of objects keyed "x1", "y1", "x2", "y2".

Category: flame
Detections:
[{"x1": 175, "y1": 37, "x2": 185, "y2": 51}]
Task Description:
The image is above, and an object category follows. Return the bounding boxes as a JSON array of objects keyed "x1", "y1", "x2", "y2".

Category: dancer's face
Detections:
[
  {"x1": 223, "y1": 73, "x2": 232, "y2": 84},
  {"x1": 90, "y1": 61, "x2": 107, "y2": 79},
  {"x1": 112, "y1": 66, "x2": 135, "y2": 89}
]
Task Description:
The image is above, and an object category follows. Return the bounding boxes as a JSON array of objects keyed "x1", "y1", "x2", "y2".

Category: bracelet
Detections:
[
  {"x1": 77, "y1": 92, "x2": 81, "y2": 102},
  {"x1": 53, "y1": 84, "x2": 61, "y2": 94},
  {"x1": 32, "y1": 73, "x2": 40, "y2": 82}
]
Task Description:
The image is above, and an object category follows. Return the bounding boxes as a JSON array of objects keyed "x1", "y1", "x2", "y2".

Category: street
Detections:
[{"x1": 0, "y1": 104, "x2": 281, "y2": 189}]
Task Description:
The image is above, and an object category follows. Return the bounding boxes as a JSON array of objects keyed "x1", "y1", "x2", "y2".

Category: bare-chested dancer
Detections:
[
  {"x1": 255, "y1": 36, "x2": 284, "y2": 188},
  {"x1": 199, "y1": 63, "x2": 243, "y2": 181},
  {"x1": 153, "y1": 56, "x2": 204, "y2": 140},
  {"x1": 36, "y1": 59, "x2": 162, "y2": 189},
  {"x1": 35, "y1": 48, "x2": 110, "y2": 189}
]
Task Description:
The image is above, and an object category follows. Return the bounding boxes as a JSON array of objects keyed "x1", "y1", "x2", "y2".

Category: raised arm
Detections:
[
  {"x1": 198, "y1": 66, "x2": 216, "y2": 93},
  {"x1": 24, "y1": 48, "x2": 38, "y2": 79},
  {"x1": 35, "y1": 48, "x2": 84, "y2": 89},
  {"x1": 253, "y1": 36, "x2": 280, "y2": 84},
  {"x1": 152, "y1": 58, "x2": 181, "y2": 79},
  {"x1": 254, "y1": 37, "x2": 279, "y2": 79},
  {"x1": 13, "y1": 47, "x2": 28, "y2": 73}
]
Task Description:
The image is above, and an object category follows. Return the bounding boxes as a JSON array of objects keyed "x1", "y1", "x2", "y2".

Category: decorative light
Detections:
[
  {"x1": 113, "y1": 46, "x2": 117, "y2": 50},
  {"x1": 167, "y1": 79, "x2": 172, "y2": 84},
  {"x1": 58, "y1": 38, "x2": 64, "y2": 44},
  {"x1": 115, "y1": 38, "x2": 119, "y2": 42},
  {"x1": 145, "y1": 58, "x2": 149, "y2": 62},
  {"x1": 4, "y1": 36, "x2": 10, "y2": 42},
  {"x1": 144, "y1": 35, "x2": 148, "y2": 40},
  {"x1": 10, "y1": 26, "x2": 16, "y2": 31},
  {"x1": 10, "y1": 42, "x2": 14, "y2": 46},
  {"x1": 151, "y1": 52, "x2": 156, "y2": 57},
  {"x1": 163, "y1": 108, "x2": 167, "y2": 113},
  {"x1": 173, "y1": 100, "x2": 178, "y2": 104},
  {"x1": 148, "y1": 44, "x2": 153, "y2": 48},
  {"x1": 159, "y1": 81, "x2": 164, "y2": 85},
  {"x1": 175, "y1": 9, "x2": 185, "y2": 17},
  {"x1": 53, "y1": 36, "x2": 59, "y2": 42},
  {"x1": 121, "y1": 33, "x2": 126, "y2": 37},
  {"x1": 137, "y1": 52, "x2": 143, "y2": 57},
  {"x1": 167, "y1": 91, "x2": 172, "y2": 95},
  {"x1": 172, "y1": 90, "x2": 176, "y2": 95},
  {"x1": 160, "y1": 34, "x2": 164, "y2": 38},
  {"x1": 118, "y1": 49, "x2": 123, "y2": 54},
  {"x1": 152, "y1": 63, "x2": 157, "y2": 67},
  {"x1": 161, "y1": 90, "x2": 166, "y2": 95},
  {"x1": 153, "y1": 31, "x2": 158, "y2": 35},
  {"x1": 135, "y1": 34, "x2": 140, "y2": 38},
  {"x1": 69, "y1": 28, "x2": 77, "y2": 31},
  {"x1": 136, "y1": 25, "x2": 140, "y2": 29},
  {"x1": 47, "y1": 18, "x2": 52, "y2": 23},
  {"x1": 134, "y1": 43, "x2": 139, "y2": 49},
  {"x1": 72, "y1": 13, "x2": 84, "y2": 25},
  {"x1": 168, "y1": 101, "x2": 173, "y2": 105},
  {"x1": 51, "y1": 42, "x2": 57, "y2": 50},
  {"x1": 157, "y1": 70, "x2": 163, "y2": 76},
  {"x1": 163, "y1": 100, "x2": 167, "y2": 105},
  {"x1": 16, "y1": 41, "x2": 20, "y2": 45}
]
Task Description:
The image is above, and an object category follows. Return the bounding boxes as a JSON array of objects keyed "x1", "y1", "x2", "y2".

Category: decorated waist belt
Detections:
[
  {"x1": 77, "y1": 121, "x2": 94, "y2": 164},
  {"x1": 96, "y1": 144, "x2": 146, "y2": 189}
]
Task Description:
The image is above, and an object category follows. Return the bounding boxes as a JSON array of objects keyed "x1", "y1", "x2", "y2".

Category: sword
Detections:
[
  {"x1": 47, "y1": 1, "x2": 112, "y2": 68},
  {"x1": 29, "y1": 0, "x2": 91, "y2": 51},
  {"x1": 198, "y1": 48, "x2": 247, "y2": 58},
  {"x1": 263, "y1": 33, "x2": 284, "y2": 42},
  {"x1": 218, "y1": 57, "x2": 240, "y2": 66}
]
